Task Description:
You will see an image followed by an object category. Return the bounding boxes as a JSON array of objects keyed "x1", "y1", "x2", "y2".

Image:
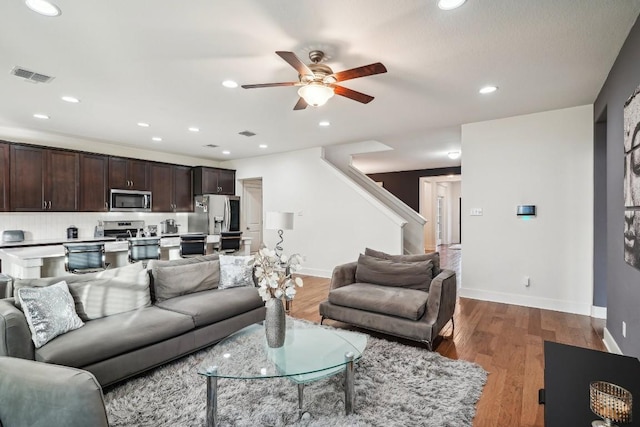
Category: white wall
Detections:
[
  {"x1": 460, "y1": 105, "x2": 594, "y2": 315},
  {"x1": 449, "y1": 181, "x2": 461, "y2": 244},
  {"x1": 223, "y1": 147, "x2": 404, "y2": 277}
]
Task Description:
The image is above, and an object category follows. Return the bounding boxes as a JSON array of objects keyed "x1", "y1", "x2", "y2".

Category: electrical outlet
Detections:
[
  {"x1": 522, "y1": 276, "x2": 530, "y2": 287},
  {"x1": 470, "y1": 208, "x2": 483, "y2": 216},
  {"x1": 623, "y1": 321, "x2": 627, "y2": 338}
]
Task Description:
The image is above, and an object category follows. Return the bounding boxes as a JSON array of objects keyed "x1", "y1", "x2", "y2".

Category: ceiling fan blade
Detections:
[
  {"x1": 276, "y1": 51, "x2": 314, "y2": 78},
  {"x1": 241, "y1": 82, "x2": 298, "y2": 89},
  {"x1": 332, "y1": 85, "x2": 375, "y2": 104},
  {"x1": 328, "y1": 62, "x2": 387, "y2": 83},
  {"x1": 293, "y1": 97, "x2": 308, "y2": 110}
]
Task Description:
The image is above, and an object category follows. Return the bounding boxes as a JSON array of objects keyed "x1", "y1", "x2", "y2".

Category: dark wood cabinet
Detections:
[
  {"x1": 150, "y1": 163, "x2": 192, "y2": 212},
  {"x1": 0, "y1": 142, "x2": 9, "y2": 211},
  {"x1": 79, "y1": 153, "x2": 109, "y2": 212},
  {"x1": 193, "y1": 166, "x2": 235, "y2": 195},
  {"x1": 10, "y1": 145, "x2": 78, "y2": 211},
  {"x1": 109, "y1": 157, "x2": 149, "y2": 190}
]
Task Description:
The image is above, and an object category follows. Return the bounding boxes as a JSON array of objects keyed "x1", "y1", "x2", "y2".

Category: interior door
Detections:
[{"x1": 242, "y1": 179, "x2": 263, "y2": 253}]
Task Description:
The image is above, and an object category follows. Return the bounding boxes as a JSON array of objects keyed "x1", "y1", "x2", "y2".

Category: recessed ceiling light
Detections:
[
  {"x1": 259, "y1": 144, "x2": 268, "y2": 149},
  {"x1": 448, "y1": 151, "x2": 461, "y2": 159},
  {"x1": 33, "y1": 113, "x2": 49, "y2": 119},
  {"x1": 152, "y1": 137, "x2": 162, "y2": 142},
  {"x1": 137, "y1": 122, "x2": 150, "y2": 127},
  {"x1": 222, "y1": 80, "x2": 238, "y2": 89},
  {"x1": 61, "y1": 95, "x2": 80, "y2": 103},
  {"x1": 438, "y1": 0, "x2": 466, "y2": 10},
  {"x1": 479, "y1": 85, "x2": 498, "y2": 94},
  {"x1": 25, "y1": 0, "x2": 61, "y2": 17},
  {"x1": 319, "y1": 121, "x2": 331, "y2": 127},
  {"x1": 222, "y1": 150, "x2": 231, "y2": 155},
  {"x1": 188, "y1": 127, "x2": 200, "y2": 132}
]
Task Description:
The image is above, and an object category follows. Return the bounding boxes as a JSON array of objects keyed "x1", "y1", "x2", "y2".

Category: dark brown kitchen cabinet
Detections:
[
  {"x1": 79, "y1": 153, "x2": 109, "y2": 212},
  {"x1": 193, "y1": 166, "x2": 235, "y2": 195},
  {"x1": 10, "y1": 145, "x2": 78, "y2": 211},
  {"x1": 0, "y1": 142, "x2": 9, "y2": 211},
  {"x1": 109, "y1": 157, "x2": 149, "y2": 191},
  {"x1": 150, "y1": 163, "x2": 192, "y2": 212}
]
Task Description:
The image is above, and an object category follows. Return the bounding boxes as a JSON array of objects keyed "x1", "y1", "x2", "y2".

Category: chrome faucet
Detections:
[{"x1": 127, "y1": 230, "x2": 133, "y2": 238}]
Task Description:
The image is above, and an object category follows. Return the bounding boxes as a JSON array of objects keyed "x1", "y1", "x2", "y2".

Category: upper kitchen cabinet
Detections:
[
  {"x1": 0, "y1": 142, "x2": 9, "y2": 211},
  {"x1": 150, "y1": 163, "x2": 193, "y2": 212},
  {"x1": 10, "y1": 145, "x2": 79, "y2": 212},
  {"x1": 109, "y1": 157, "x2": 149, "y2": 191},
  {"x1": 193, "y1": 166, "x2": 235, "y2": 195},
  {"x1": 79, "y1": 153, "x2": 109, "y2": 212}
]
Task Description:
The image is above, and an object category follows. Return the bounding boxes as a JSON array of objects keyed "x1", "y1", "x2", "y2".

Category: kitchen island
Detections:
[{"x1": 0, "y1": 235, "x2": 252, "y2": 279}]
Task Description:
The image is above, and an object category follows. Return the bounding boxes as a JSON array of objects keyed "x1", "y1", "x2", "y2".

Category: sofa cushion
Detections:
[
  {"x1": 219, "y1": 255, "x2": 254, "y2": 289},
  {"x1": 148, "y1": 254, "x2": 220, "y2": 301},
  {"x1": 155, "y1": 287, "x2": 264, "y2": 327},
  {"x1": 17, "y1": 281, "x2": 85, "y2": 348},
  {"x1": 13, "y1": 262, "x2": 151, "y2": 320},
  {"x1": 34, "y1": 306, "x2": 194, "y2": 368},
  {"x1": 152, "y1": 259, "x2": 220, "y2": 302},
  {"x1": 365, "y1": 248, "x2": 441, "y2": 275},
  {"x1": 356, "y1": 253, "x2": 433, "y2": 291},
  {"x1": 328, "y1": 283, "x2": 429, "y2": 321}
]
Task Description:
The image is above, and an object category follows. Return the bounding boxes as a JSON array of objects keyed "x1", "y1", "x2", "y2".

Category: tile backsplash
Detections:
[{"x1": 0, "y1": 212, "x2": 190, "y2": 240}]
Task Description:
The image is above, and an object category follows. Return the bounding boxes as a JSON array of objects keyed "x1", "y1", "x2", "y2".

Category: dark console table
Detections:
[{"x1": 543, "y1": 341, "x2": 640, "y2": 426}]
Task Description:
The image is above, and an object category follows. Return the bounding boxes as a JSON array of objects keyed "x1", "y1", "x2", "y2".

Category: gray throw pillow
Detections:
[
  {"x1": 365, "y1": 247, "x2": 441, "y2": 275},
  {"x1": 153, "y1": 259, "x2": 220, "y2": 302},
  {"x1": 219, "y1": 255, "x2": 254, "y2": 289},
  {"x1": 355, "y1": 253, "x2": 433, "y2": 291},
  {"x1": 17, "y1": 281, "x2": 84, "y2": 349}
]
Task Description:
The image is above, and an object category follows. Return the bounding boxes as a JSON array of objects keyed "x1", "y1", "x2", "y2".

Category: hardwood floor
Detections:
[{"x1": 290, "y1": 246, "x2": 605, "y2": 427}]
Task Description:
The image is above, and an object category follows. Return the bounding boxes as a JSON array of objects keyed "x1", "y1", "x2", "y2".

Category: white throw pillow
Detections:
[
  {"x1": 17, "y1": 280, "x2": 84, "y2": 349},
  {"x1": 219, "y1": 255, "x2": 254, "y2": 289}
]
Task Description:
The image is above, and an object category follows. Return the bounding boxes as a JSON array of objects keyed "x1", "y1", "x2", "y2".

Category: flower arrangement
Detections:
[{"x1": 253, "y1": 247, "x2": 304, "y2": 302}]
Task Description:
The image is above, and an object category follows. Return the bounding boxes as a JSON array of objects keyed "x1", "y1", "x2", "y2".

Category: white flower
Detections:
[
  {"x1": 295, "y1": 277, "x2": 304, "y2": 287},
  {"x1": 285, "y1": 287, "x2": 297, "y2": 299},
  {"x1": 253, "y1": 249, "x2": 304, "y2": 302},
  {"x1": 274, "y1": 288, "x2": 283, "y2": 299}
]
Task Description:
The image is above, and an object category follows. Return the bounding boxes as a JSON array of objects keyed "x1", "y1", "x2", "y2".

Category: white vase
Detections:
[{"x1": 265, "y1": 298, "x2": 286, "y2": 348}]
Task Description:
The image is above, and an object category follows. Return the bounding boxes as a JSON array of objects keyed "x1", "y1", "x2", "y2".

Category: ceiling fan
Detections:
[{"x1": 241, "y1": 50, "x2": 387, "y2": 110}]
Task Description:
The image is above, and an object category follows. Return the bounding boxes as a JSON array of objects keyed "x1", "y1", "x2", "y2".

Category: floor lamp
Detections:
[{"x1": 265, "y1": 211, "x2": 294, "y2": 257}]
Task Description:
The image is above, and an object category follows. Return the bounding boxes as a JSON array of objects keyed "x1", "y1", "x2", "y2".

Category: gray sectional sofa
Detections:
[
  {"x1": 319, "y1": 249, "x2": 456, "y2": 350},
  {"x1": 0, "y1": 254, "x2": 265, "y2": 387}
]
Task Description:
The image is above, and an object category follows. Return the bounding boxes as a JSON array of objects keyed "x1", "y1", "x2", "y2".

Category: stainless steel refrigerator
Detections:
[{"x1": 188, "y1": 195, "x2": 241, "y2": 234}]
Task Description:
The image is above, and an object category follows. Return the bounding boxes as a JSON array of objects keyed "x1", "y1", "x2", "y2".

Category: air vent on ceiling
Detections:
[
  {"x1": 10, "y1": 66, "x2": 55, "y2": 84},
  {"x1": 238, "y1": 130, "x2": 256, "y2": 137},
  {"x1": 204, "y1": 144, "x2": 219, "y2": 148}
]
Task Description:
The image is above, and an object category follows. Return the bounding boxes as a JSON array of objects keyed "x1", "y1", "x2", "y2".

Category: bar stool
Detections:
[
  {"x1": 63, "y1": 243, "x2": 107, "y2": 274},
  {"x1": 219, "y1": 231, "x2": 242, "y2": 254},
  {"x1": 179, "y1": 234, "x2": 206, "y2": 257},
  {"x1": 128, "y1": 237, "x2": 161, "y2": 266}
]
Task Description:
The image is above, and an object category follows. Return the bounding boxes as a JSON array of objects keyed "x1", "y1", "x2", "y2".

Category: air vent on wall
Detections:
[
  {"x1": 10, "y1": 66, "x2": 55, "y2": 84},
  {"x1": 238, "y1": 130, "x2": 256, "y2": 137},
  {"x1": 204, "y1": 144, "x2": 219, "y2": 148}
]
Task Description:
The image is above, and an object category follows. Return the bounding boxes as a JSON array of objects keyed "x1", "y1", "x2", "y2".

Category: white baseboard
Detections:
[
  {"x1": 590, "y1": 305, "x2": 607, "y2": 319},
  {"x1": 298, "y1": 267, "x2": 332, "y2": 279},
  {"x1": 603, "y1": 327, "x2": 623, "y2": 354},
  {"x1": 458, "y1": 287, "x2": 592, "y2": 316}
]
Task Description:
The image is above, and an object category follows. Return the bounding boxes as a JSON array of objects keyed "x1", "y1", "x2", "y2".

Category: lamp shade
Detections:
[
  {"x1": 265, "y1": 212, "x2": 294, "y2": 231},
  {"x1": 297, "y1": 83, "x2": 334, "y2": 107}
]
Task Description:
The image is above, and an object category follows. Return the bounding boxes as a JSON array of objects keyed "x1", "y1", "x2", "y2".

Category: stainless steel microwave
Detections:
[{"x1": 110, "y1": 189, "x2": 152, "y2": 212}]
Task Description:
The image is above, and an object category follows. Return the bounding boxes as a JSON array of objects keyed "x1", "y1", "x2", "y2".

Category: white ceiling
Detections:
[{"x1": 0, "y1": 1, "x2": 638, "y2": 173}]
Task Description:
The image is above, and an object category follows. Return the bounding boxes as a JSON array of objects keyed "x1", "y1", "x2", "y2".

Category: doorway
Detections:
[
  {"x1": 419, "y1": 176, "x2": 461, "y2": 252},
  {"x1": 241, "y1": 178, "x2": 263, "y2": 253}
]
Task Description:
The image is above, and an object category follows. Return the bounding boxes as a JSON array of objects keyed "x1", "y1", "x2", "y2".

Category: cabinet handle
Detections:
[
  {"x1": 105, "y1": 202, "x2": 108, "y2": 210},
  {"x1": 43, "y1": 200, "x2": 46, "y2": 209},
  {"x1": 48, "y1": 201, "x2": 52, "y2": 210},
  {"x1": 131, "y1": 180, "x2": 134, "y2": 187}
]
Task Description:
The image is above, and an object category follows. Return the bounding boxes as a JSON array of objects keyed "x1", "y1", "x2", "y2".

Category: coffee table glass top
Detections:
[{"x1": 197, "y1": 320, "x2": 367, "y2": 383}]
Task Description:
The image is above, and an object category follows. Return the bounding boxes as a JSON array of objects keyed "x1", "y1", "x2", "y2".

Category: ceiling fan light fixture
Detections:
[
  {"x1": 25, "y1": 0, "x2": 61, "y2": 16},
  {"x1": 438, "y1": 0, "x2": 466, "y2": 10},
  {"x1": 298, "y1": 84, "x2": 334, "y2": 107}
]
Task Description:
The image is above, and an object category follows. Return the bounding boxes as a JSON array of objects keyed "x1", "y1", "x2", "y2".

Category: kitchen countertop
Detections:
[{"x1": 0, "y1": 236, "x2": 118, "y2": 249}]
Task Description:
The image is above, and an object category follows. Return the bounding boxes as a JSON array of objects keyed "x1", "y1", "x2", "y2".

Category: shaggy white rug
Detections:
[{"x1": 104, "y1": 322, "x2": 486, "y2": 427}]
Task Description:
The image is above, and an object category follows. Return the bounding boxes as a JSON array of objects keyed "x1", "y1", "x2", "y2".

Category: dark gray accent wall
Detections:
[
  {"x1": 367, "y1": 167, "x2": 461, "y2": 212},
  {"x1": 594, "y1": 15, "x2": 640, "y2": 356},
  {"x1": 593, "y1": 118, "x2": 607, "y2": 308}
]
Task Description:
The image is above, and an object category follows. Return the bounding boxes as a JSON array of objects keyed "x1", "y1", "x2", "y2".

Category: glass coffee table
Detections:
[{"x1": 198, "y1": 320, "x2": 367, "y2": 427}]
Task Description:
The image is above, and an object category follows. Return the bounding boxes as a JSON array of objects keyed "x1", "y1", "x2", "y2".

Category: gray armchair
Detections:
[
  {"x1": 0, "y1": 356, "x2": 109, "y2": 427},
  {"x1": 319, "y1": 250, "x2": 456, "y2": 351}
]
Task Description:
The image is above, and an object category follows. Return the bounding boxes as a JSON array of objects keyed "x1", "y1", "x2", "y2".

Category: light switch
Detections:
[{"x1": 470, "y1": 208, "x2": 483, "y2": 216}]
